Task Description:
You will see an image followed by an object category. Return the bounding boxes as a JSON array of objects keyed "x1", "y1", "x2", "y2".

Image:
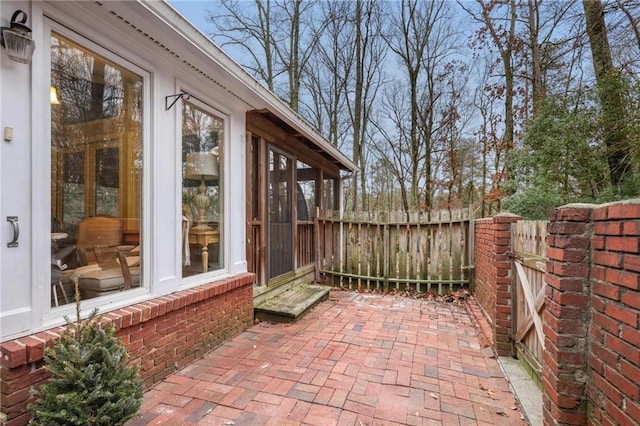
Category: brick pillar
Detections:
[
  {"x1": 474, "y1": 213, "x2": 520, "y2": 356},
  {"x1": 587, "y1": 200, "x2": 640, "y2": 425},
  {"x1": 544, "y1": 204, "x2": 595, "y2": 426}
]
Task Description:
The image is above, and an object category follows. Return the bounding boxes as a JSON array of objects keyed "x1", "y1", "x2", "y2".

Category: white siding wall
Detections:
[{"x1": 0, "y1": 0, "x2": 249, "y2": 341}]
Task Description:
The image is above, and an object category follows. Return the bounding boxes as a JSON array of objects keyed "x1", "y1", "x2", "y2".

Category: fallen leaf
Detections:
[
  {"x1": 511, "y1": 406, "x2": 518, "y2": 410},
  {"x1": 496, "y1": 410, "x2": 508, "y2": 417},
  {"x1": 479, "y1": 384, "x2": 497, "y2": 399}
]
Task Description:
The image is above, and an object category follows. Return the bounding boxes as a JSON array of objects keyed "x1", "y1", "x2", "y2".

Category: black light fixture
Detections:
[{"x1": 1, "y1": 10, "x2": 35, "y2": 64}]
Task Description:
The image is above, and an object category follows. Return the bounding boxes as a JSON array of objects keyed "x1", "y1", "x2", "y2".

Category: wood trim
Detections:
[
  {"x1": 246, "y1": 131, "x2": 254, "y2": 277},
  {"x1": 258, "y1": 137, "x2": 267, "y2": 286},
  {"x1": 247, "y1": 111, "x2": 341, "y2": 177}
]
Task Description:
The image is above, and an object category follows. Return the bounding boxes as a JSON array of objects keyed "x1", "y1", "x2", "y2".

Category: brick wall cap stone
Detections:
[
  {"x1": 557, "y1": 203, "x2": 598, "y2": 209},
  {"x1": 598, "y1": 198, "x2": 640, "y2": 208},
  {"x1": 495, "y1": 212, "x2": 521, "y2": 217}
]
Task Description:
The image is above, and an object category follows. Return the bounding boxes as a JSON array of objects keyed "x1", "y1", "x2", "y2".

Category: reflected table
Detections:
[{"x1": 188, "y1": 227, "x2": 219, "y2": 272}]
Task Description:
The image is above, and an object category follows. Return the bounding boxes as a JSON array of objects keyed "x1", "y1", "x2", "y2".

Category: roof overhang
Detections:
[{"x1": 61, "y1": 1, "x2": 357, "y2": 173}]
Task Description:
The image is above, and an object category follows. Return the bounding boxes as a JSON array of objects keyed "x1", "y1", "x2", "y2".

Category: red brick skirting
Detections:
[{"x1": 0, "y1": 273, "x2": 255, "y2": 426}]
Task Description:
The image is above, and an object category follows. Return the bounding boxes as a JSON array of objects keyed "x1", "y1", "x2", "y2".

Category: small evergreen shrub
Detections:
[{"x1": 29, "y1": 282, "x2": 143, "y2": 425}]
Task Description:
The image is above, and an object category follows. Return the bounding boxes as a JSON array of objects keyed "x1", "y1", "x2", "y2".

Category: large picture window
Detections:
[
  {"x1": 50, "y1": 32, "x2": 143, "y2": 306},
  {"x1": 181, "y1": 101, "x2": 224, "y2": 277}
]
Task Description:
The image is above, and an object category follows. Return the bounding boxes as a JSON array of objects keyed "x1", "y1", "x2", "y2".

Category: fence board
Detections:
[
  {"x1": 316, "y1": 207, "x2": 473, "y2": 294},
  {"x1": 511, "y1": 219, "x2": 547, "y2": 385}
]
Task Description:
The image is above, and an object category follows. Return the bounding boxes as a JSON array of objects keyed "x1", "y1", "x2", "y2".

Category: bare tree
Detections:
[
  {"x1": 460, "y1": 0, "x2": 519, "y2": 194},
  {"x1": 470, "y1": 49, "x2": 507, "y2": 216},
  {"x1": 209, "y1": 0, "x2": 326, "y2": 111},
  {"x1": 349, "y1": 0, "x2": 387, "y2": 211},
  {"x1": 209, "y1": 0, "x2": 277, "y2": 91},
  {"x1": 352, "y1": 0, "x2": 365, "y2": 211},
  {"x1": 522, "y1": 0, "x2": 576, "y2": 113},
  {"x1": 383, "y1": 0, "x2": 455, "y2": 209},
  {"x1": 301, "y1": 1, "x2": 352, "y2": 145},
  {"x1": 432, "y1": 61, "x2": 475, "y2": 210},
  {"x1": 371, "y1": 82, "x2": 413, "y2": 212},
  {"x1": 614, "y1": 0, "x2": 640, "y2": 52}
]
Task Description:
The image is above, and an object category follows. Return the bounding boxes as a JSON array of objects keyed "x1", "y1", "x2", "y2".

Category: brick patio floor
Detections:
[{"x1": 126, "y1": 290, "x2": 528, "y2": 425}]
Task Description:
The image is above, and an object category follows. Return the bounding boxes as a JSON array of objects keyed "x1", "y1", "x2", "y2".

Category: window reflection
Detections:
[
  {"x1": 181, "y1": 102, "x2": 224, "y2": 276},
  {"x1": 50, "y1": 33, "x2": 143, "y2": 306}
]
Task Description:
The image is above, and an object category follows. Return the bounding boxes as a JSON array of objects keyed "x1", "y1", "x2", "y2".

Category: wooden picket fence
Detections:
[
  {"x1": 510, "y1": 220, "x2": 547, "y2": 385},
  {"x1": 315, "y1": 208, "x2": 474, "y2": 294}
]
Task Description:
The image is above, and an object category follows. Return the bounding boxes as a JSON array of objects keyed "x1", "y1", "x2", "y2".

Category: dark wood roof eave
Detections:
[{"x1": 251, "y1": 110, "x2": 354, "y2": 172}]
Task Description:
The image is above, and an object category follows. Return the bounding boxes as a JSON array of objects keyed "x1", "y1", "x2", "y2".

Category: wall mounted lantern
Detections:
[{"x1": 1, "y1": 10, "x2": 35, "y2": 64}]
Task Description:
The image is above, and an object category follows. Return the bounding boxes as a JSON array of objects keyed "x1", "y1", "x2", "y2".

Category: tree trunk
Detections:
[
  {"x1": 352, "y1": 0, "x2": 363, "y2": 211},
  {"x1": 528, "y1": 0, "x2": 545, "y2": 114},
  {"x1": 583, "y1": 0, "x2": 631, "y2": 186},
  {"x1": 479, "y1": 0, "x2": 517, "y2": 192},
  {"x1": 288, "y1": 0, "x2": 301, "y2": 112}
]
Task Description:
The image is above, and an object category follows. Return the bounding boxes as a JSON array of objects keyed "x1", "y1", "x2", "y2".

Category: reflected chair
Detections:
[
  {"x1": 75, "y1": 216, "x2": 123, "y2": 265},
  {"x1": 61, "y1": 216, "x2": 140, "y2": 299},
  {"x1": 78, "y1": 245, "x2": 141, "y2": 298}
]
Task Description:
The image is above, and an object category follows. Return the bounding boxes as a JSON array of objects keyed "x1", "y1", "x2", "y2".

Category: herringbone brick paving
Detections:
[{"x1": 126, "y1": 290, "x2": 528, "y2": 425}]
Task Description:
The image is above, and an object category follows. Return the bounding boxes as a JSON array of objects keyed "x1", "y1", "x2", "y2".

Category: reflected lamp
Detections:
[
  {"x1": 186, "y1": 152, "x2": 219, "y2": 229},
  {"x1": 50, "y1": 86, "x2": 60, "y2": 105}
]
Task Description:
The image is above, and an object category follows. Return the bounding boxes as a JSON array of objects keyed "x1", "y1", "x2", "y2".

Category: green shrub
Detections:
[
  {"x1": 502, "y1": 180, "x2": 565, "y2": 219},
  {"x1": 29, "y1": 283, "x2": 143, "y2": 426}
]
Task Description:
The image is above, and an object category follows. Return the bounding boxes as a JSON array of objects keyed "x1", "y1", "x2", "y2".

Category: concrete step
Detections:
[{"x1": 254, "y1": 283, "x2": 330, "y2": 323}]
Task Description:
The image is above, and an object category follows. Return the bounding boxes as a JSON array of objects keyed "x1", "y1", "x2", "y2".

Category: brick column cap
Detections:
[
  {"x1": 495, "y1": 212, "x2": 521, "y2": 218},
  {"x1": 557, "y1": 203, "x2": 598, "y2": 209},
  {"x1": 550, "y1": 204, "x2": 596, "y2": 222},
  {"x1": 493, "y1": 212, "x2": 521, "y2": 224},
  {"x1": 599, "y1": 198, "x2": 640, "y2": 207}
]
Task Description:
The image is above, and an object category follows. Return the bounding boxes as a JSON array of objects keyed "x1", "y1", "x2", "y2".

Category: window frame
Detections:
[
  {"x1": 42, "y1": 19, "x2": 152, "y2": 325},
  {"x1": 177, "y1": 91, "x2": 230, "y2": 288}
]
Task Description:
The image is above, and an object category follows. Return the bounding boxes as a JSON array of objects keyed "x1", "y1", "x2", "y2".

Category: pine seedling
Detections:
[{"x1": 29, "y1": 279, "x2": 143, "y2": 425}]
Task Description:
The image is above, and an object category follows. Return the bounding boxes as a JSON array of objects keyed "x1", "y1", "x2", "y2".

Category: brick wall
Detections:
[
  {"x1": 544, "y1": 201, "x2": 640, "y2": 425},
  {"x1": 475, "y1": 200, "x2": 640, "y2": 426},
  {"x1": 473, "y1": 213, "x2": 521, "y2": 356},
  {"x1": 0, "y1": 273, "x2": 255, "y2": 426},
  {"x1": 586, "y1": 201, "x2": 640, "y2": 426},
  {"x1": 544, "y1": 204, "x2": 593, "y2": 425}
]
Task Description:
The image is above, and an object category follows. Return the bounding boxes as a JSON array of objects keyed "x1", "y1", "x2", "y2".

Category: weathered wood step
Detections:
[{"x1": 254, "y1": 284, "x2": 330, "y2": 323}]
